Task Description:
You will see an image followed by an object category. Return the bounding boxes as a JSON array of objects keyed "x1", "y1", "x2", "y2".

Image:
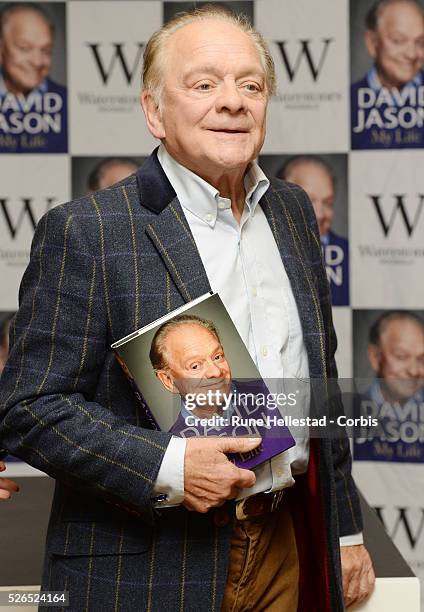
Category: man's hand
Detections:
[
  {"x1": 341, "y1": 544, "x2": 375, "y2": 608},
  {"x1": 0, "y1": 461, "x2": 19, "y2": 500},
  {"x1": 183, "y1": 437, "x2": 261, "y2": 513}
]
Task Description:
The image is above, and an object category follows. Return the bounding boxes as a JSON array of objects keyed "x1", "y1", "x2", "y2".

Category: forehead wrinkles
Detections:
[
  {"x1": 5, "y1": 15, "x2": 52, "y2": 44},
  {"x1": 379, "y1": 4, "x2": 424, "y2": 33},
  {"x1": 166, "y1": 29, "x2": 263, "y2": 74}
]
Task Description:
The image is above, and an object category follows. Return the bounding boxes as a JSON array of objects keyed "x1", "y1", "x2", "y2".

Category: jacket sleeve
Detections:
[
  {"x1": 0, "y1": 204, "x2": 173, "y2": 523},
  {"x1": 295, "y1": 185, "x2": 363, "y2": 538}
]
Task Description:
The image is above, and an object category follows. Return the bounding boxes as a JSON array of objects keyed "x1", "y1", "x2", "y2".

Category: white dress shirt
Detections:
[{"x1": 153, "y1": 145, "x2": 362, "y2": 546}]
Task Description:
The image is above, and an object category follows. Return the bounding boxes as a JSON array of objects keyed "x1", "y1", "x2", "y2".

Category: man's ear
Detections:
[
  {"x1": 156, "y1": 370, "x2": 179, "y2": 394},
  {"x1": 364, "y1": 30, "x2": 378, "y2": 60},
  {"x1": 368, "y1": 344, "x2": 380, "y2": 372},
  {"x1": 140, "y1": 91, "x2": 166, "y2": 139}
]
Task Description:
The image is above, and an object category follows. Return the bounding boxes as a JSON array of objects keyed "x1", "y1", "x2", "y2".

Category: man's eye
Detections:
[
  {"x1": 214, "y1": 353, "x2": 224, "y2": 361},
  {"x1": 196, "y1": 83, "x2": 212, "y2": 91},
  {"x1": 190, "y1": 363, "x2": 200, "y2": 370},
  {"x1": 243, "y1": 83, "x2": 260, "y2": 92}
]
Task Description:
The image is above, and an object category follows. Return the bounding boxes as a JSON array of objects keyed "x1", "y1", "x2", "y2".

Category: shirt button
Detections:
[
  {"x1": 252, "y1": 287, "x2": 257, "y2": 297},
  {"x1": 218, "y1": 201, "x2": 225, "y2": 210},
  {"x1": 262, "y1": 346, "x2": 268, "y2": 357},
  {"x1": 205, "y1": 213, "x2": 213, "y2": 222}
]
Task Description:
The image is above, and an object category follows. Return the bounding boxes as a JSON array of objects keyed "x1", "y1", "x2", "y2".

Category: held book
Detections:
[{"x1": 111, "y1": 292, "x2": 295, "y2": 469}]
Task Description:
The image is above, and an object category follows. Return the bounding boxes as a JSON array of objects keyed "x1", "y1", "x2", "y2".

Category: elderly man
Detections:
[
  {"x1": 0, "y1": 2, "x2": 67, "y2": 152},
  {"x1": 150, "y1": 314, "x2": 232, "y2": 420},
  {"x1": 367, "y1": 310, "x2": 424, "y2": 405},
  {"x1": 0, "y1": 6, "x2": 373, "y2": 611},
  {"x1": 355, "y1": 311, "x2": 424, "y2": 464},
  {"x1": 351, "y1": 0, "x2": 424, "y2": 148},
  {"x1": 87, "y1": 157, "x2": 140, "y2": 192},
  {"x1": 279, "y1": 156, "x2": 349, "y2": 306}
]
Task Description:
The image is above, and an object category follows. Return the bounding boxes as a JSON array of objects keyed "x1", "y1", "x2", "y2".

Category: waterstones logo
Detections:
[
  {"x1": 273, "y1": 38, "x2": 341, "y2": 108},
  {"x1": 370, "y1": 194, "x2": 424, "y2": 238},
  {"x1": 0, "y1": 197, "x2": 56, "y2": 240},
  {"x1": 87, "y1": 43, "x2": 145, "y2": 85},
  {"x1": 375, "y1": 506, "x2": 424, "y2": 550},
  {"x1": 276, "y1": 38, "x2": 334, "y2": 82},
  {"x1": 357, "y1": 193, "x2": 424, "y2": 262}
]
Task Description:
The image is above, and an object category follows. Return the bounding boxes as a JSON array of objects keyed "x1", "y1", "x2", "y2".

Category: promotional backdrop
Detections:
[{"x1": 0, "y1": 0, "x2": 423, "y2": 602}]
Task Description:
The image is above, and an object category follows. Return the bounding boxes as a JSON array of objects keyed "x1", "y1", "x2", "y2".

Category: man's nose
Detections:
[
  {"x1": 215, "y1": 79, "x2": 247, "y2": 113},
  {"x1": 406, "y1": 359, "x2": 421, "y2": 377},
  {"x1": 29, "y1": 50, "x2": 45, "y2": 68},
  {"x1": 204, "y1": 359, "x2": 223, "y2": 378},
  {"x1": 403, "y1": 41, "x2": 419, "y2": 61}
]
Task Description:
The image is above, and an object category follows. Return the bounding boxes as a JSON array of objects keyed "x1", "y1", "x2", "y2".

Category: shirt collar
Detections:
[
  {"x1": 369, "y1": 378, "x2": 424, "y2": 405},
  {"x1": 157, "y1": 143, "x2": 269, "y2": 228},
  {"x1": 321, "y1": 231, "x2": 330, "y2": 246},
  {"x1": 0, "y1": 69, "x2": 48, "y2": 97},
  {"x1": 367, "y1": 65, "x2": 423, "y2": 92}
]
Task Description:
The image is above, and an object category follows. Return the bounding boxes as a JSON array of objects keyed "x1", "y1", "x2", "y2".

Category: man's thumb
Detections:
[{"x1": 218, "y1": 437, "x2": 262, "y2": 453}]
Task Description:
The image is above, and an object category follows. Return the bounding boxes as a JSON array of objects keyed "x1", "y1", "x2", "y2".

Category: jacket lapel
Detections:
[
  {"x1": 136, "y1": 149, "x2": 211, "y2": 304},
  {"x1": 260, "y1": 184, "x2": 326, "y2": 379},
  {"x1": 145, "y1": 197, "x2": 212, "y2": 302}
]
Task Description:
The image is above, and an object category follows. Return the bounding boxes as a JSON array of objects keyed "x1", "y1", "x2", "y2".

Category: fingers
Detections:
[
  {"x1": 354, "y1": 561, "x2": 375, "y2": 607},
  {"x1": 0, "y1": 461, "x2": 5, "y2": 472},
  {"x1": 344, "y1": 567, "x2": 360, "y2": 608},
  {"x1": 183, "y1": 437, "x2": 257, "y2": 512},
  {"x1": 0, "y1": 477, "x2": 19, "y2": 495},
  {"x1": 217, "y1": 437, "x2": 262, "y2": 454},
  {"x1": 234, "y1": 466, "x2": 256, "y2": 488},
  {"x1": 341, "y1": 545, "x2": 375, "y2": 608}
]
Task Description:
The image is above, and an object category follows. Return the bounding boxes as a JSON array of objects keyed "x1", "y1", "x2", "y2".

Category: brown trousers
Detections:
[{"x1": 221, "y1": 503, "x2": 299, "y2": 612}]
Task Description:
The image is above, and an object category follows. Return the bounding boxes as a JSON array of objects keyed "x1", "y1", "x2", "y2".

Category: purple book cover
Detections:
[
  {"x1": 112, "y1": 292, "x2": 295, "y2": 471},
  {"x1": 168, "y1": 378, "x2": 295, "y2": 469}
]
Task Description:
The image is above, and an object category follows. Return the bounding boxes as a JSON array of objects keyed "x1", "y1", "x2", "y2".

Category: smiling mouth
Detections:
[
  {"x1": 209, "y1": 129, "x2": 248, "y2": 133},
  {"x1": 200, "y1": 379, "x2": 229, "y2": 388}
]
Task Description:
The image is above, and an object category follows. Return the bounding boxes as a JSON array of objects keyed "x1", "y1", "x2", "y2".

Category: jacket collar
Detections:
[{"x1": 136, "y1": 147, "x2": 176, "y2": 214}]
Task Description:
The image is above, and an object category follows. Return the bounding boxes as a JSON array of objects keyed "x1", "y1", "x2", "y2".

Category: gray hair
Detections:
[
  {"x1": 150, "y1": 314, "x2": 221, "y2": 371},
  {"x1": 369, "y1": 310, "x2": 424, "y2": 346},
  {"x1": 278, "y1": 155, "x2": 336, "y2": 190},
  {"x1": 366, "y1": 0, "x2": 424, "y2": 31},
  {"x1": 0, "y1": 3, "x2": 54, "y2": 39},
  {"x1": 142, "y1": 3, "x2": 276, "y2": 106}
]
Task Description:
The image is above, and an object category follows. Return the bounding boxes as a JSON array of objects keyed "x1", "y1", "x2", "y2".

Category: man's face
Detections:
[
  {"x1": 365, "y1": 1, "x2": 424, "y2": 89},
  {"x1": 96, "y1": 162, "x2": 138, "y2": 190},
  {"x1": 368, "y1": 318, "x2": 424, "y2": 402},
  {"x1": 157, "y1": 324, "x2": 232, "y2": 404},
  {"x1": 285, "y1": 162, "x2": 334, "y2": 238},
  {"x1": 0, "y1": 10, "x2": 53, "y2": 95},
  {"x1": 143, "y1": 19, "x2": 268, "y2": 177}
]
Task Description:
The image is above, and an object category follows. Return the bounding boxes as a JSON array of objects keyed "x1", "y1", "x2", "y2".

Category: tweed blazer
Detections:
[{"x1": 0, "y1": 151, "x2": 362, "y2": 612}]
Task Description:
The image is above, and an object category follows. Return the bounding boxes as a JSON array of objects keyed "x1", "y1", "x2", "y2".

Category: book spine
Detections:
[{"x1": 114, "y1": 352, "x2": 161, "y2": 430}]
